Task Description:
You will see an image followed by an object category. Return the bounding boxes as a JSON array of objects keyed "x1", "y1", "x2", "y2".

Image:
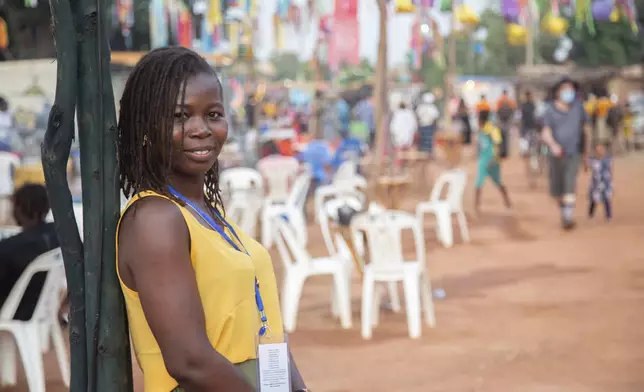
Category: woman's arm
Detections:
[{"x1": 118, "y1": 197, "x2": 254, "y2": 392}]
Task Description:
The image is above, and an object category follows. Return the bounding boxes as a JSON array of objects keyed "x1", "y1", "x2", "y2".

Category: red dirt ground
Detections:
[{"x1": 3, "y1": 150, "x2": 644, "y2": 392}]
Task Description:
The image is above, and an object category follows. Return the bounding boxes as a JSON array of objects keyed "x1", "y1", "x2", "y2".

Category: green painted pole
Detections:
[
  {"x1": 72, "y1": 0, "x2": 132, "y2": 388},
  {"x1": 42, "y1": 0, "x2": 87, "y2": 390}
]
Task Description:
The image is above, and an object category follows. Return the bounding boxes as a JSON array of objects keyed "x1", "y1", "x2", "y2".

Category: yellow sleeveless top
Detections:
[{"x1": 116, "y1": 191, "x2": 284, "y2": 392}]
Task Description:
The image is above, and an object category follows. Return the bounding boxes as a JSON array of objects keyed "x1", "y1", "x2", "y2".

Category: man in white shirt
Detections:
[{"x1": 416, "y1": 93, "x2": 440, "y2": 154}]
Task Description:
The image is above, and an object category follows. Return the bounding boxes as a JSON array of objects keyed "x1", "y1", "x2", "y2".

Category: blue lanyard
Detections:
[{"x1": 167, "y1": 186, "x2": 270, "y2": 337}]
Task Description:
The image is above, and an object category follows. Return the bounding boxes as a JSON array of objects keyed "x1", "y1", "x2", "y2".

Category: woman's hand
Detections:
[
  {"x1": 118, "y1": 197, "x2": 254, "y2": 392},
  {"x1": 549, "y1": 142, "x2": 563, "y2": 157}
]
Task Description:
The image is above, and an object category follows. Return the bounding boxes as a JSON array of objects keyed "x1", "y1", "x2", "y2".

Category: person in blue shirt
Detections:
[
  {"x1": 296, "y1": 128, "x2": 333, "y2": 188},
  {"x1": 336, "y1": 96, "x2": 351, "y2": 135},
  {"x1": 332, "y1": 129, "x2": 366, "y2": 171}
]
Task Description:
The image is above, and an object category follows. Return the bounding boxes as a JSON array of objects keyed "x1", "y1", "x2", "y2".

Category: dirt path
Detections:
[{"x1": 4, "y1": 151, "x2": 644, "y2": 392}]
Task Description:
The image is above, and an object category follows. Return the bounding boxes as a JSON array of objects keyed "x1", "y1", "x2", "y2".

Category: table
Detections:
[
  {"x1": 396, "y1": 150, "x2": 431, "y2": 191},
  {"x1": 376, "y1": 175, "x2": 411, "y2": 209}
]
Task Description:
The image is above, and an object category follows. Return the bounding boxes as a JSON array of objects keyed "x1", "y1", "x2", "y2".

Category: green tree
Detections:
[
  {"x1": 270, "y1": 52, "x2": 301, "y2": 80},
  {"x1": 569, "y1": 19, "x2": 643, "y2": 67}
]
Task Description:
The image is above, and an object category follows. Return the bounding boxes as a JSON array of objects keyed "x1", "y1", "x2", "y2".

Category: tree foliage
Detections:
[
  {"x1": 270, "y1": 53, "x2": 301, "y2": 80},
  {"x1": 569, "y1": 19, "x2": 644, "y2": 67}
]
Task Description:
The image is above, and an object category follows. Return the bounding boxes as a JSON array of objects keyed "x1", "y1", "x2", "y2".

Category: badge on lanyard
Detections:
[{"x1": 257, "y1": 335, "x2": 291, "y2": 392}]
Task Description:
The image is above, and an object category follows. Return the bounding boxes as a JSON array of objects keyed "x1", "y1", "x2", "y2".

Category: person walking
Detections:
[
  {"x1": 456, "y1": 98, "x2": 473, "y2": 145},
  {"x1": 519, "y1": 91, "x2": 537, "y2": 157},
  {"x1": 588, "y1": 142, "x2": 613, "y2": 221},
  {"x1": 416, "y1": 92, "x2": 440, "y2": 155},
  {"x1": 541, "y1": 77, "x2": 591, "y2": 230},
  {"x1": 495, "y1": 89, "x2": 516, "y2": 158},
  {"x1": 474, "y1": 111, "x2": 512, "y2": 213},
  {"x1": 390, "y1": 101, "x2": 418, "y2": 170}
]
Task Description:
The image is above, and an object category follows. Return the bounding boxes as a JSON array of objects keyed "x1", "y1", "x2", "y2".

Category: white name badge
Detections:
[{"x1": 257, "y1": 342, "x2": 291, "y2": 392}]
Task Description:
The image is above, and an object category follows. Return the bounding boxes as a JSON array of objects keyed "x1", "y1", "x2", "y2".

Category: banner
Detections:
[{"x1": 329, "y1": 0, "x2": 359, "y2": 71}]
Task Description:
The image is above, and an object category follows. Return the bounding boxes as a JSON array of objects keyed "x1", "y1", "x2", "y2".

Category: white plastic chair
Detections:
[
  {"x1": 416, "y1": 168, "x2": 469, "y2": 248},
  {"x1": 261, "y1": 171, "x2": 311, "y2": 248},
  {"x1": 256, "y1": 155, "x2": 300, "y2": 203},
  {"x1": 355, "y1": 211, "x2": 436, "y2": 340},
  {"x1": 0, "y1": 248, "x2": 69, "y2": 391},
  {"x1": 273, "y1": 218, "x2": 352, "y2": 333},
  {"x1": 314, "y1": 161, "x2": 367, "y2": 223}
]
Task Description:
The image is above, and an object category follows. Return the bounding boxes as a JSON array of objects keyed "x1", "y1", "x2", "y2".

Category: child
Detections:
[
  {"x1": 475, "y1": 110, "x2": 512, "y2": 213},
  {"x1": 588, "y1": 143, "x2": 613, "y2": 221}
]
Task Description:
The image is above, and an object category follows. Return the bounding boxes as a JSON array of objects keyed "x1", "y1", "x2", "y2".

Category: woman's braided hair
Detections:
[{"x1": 117, "y1": 46, "x2": 225, "y2": 212}]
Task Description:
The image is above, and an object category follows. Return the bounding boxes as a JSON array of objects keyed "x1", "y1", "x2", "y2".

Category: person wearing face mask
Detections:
[{"x1": 541, "y1": 77, "x2": 591, "y2": 230}]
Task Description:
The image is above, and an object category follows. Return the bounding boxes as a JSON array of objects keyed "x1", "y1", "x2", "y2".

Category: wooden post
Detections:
[
  {"x1": 525, "y1": 3, "x2": 535, "y2": 66},
  {"x1": 443, "y1": 0, "x2": 458, "y2": 130},
  {"x1": 42, "y1": 0, "x2": 86, "y2": 391},
  {"x1": 72, "y1": 0, "x2": 132, "y2": 389},
  {"x1": 371, "y1": 0, "x2": 389, "y2": 192}
]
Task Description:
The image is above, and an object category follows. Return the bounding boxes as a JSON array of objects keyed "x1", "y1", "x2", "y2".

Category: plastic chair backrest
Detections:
[
  {"x1": 0, "y1": 248, "x2": 64, "y2": 322},
  {"x1": 362, "y1": 211, "x2": 425, "y2": 272},
  {"x1": 256, "y1": 155, "x2": 300, "y2": 203},
  {"x1": 273, "y1": 218, "x2": 311, "y2": 270},
  {"x1": 0, "y1": 152, "x2": 20, "y2": 197},
  {"x1": 332, "y1": 161, "x2": 358, "y2": 185},
  {"x1": 226, "y1": 198, "x2": 260, "y2": 238},
  {"x1": 429, "y1": 168, "x2": 467, "y2": 210},
  {"x1": 219, "y1": 167, "x2": 264, "y2": 192},
  {"x1": 287, "y1": 171, "x2": 311, "y2": 210},
  {"x1": 361, "y1": 213, "x2": 405, "y2": 271}
]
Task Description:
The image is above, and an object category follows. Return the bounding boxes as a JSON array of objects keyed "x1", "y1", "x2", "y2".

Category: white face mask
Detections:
[{"x1": 559, "y1": 89, "x2": 576, "y2": 103}]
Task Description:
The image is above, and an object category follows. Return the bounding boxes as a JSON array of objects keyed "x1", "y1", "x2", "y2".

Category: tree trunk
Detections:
[
  {"x1": 443, "y1": 3, "x2": 457, "y2": 130},
  {"x1": 525, "y1": 5, "x2": 534, "y2": 66},
  {"x1": 72, "y1": 0, "x2": 133, "y2": 389},
  {"x1": 371, "y1": 0, "x2": 388, "y2": 189},
  {"x1": 42, "y1": 0, "x2": 86, "y2": 391}
]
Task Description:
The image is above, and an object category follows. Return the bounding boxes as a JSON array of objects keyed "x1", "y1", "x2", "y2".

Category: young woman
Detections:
[{"x1": 116, "y1": 47, "x2": 308, "y2": 392}]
